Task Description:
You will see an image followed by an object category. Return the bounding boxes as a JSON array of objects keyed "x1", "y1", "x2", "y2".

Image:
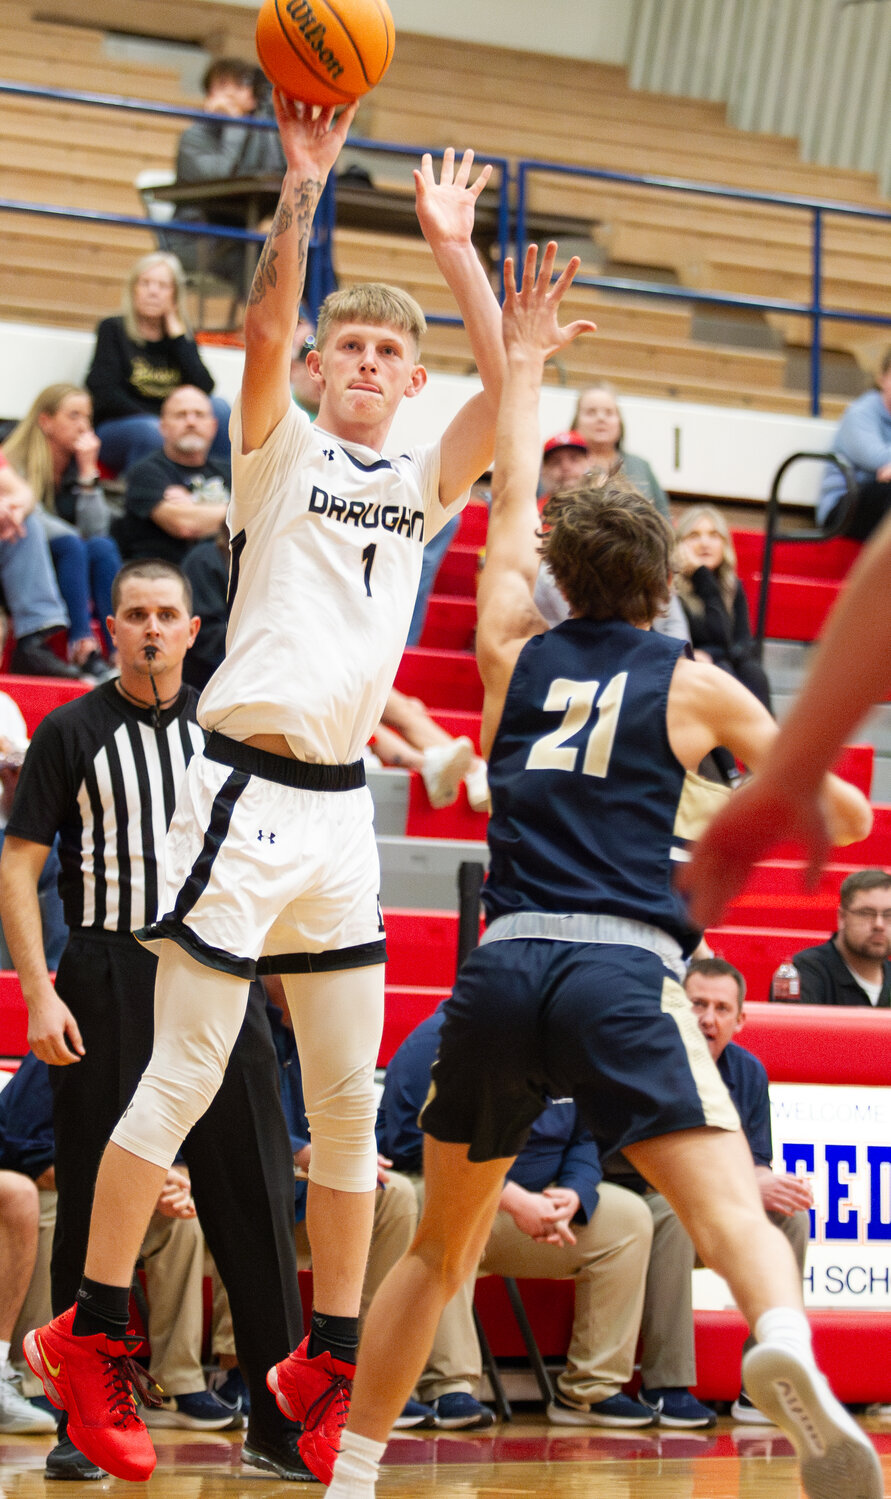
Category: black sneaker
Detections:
[
  {"x1": 76, "y1": 651, "x2": 116, "y2": 684},
  {"x1": 11, "y1": 630, "x2": 83, "y2": 680},
  {"x1": 45, "y1": 1433, "x2": 107, "y2": 1481},
  {"x1": 242, "y1": 1430, "x2": 318, "y2": 1482}
]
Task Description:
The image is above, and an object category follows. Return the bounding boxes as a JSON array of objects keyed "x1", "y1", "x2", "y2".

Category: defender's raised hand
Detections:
[
  {"x1": 502, "y1": 242, "x2": 596, "y2": 363},
  {"x1": 414, "y1": 147, "x2": 493, "y2": 249}
]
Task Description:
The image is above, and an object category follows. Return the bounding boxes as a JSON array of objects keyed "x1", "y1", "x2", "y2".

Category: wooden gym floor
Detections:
[{"x1": 2, "y1": 1416, "x2": 891, "y2": 1497}]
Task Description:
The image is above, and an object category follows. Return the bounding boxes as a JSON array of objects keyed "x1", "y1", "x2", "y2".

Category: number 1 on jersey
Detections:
[
  {"x1": 526, "y1": 674, "x2": 628, "y2": 778},
  {"x1": 361, "y1": 543, "x2": 377, "y2": 598}
]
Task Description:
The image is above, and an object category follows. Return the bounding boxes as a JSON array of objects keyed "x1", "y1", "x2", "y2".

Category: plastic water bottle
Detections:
[{"x1": 771, "y1": 961, "x2": 801, "y2": 1001}]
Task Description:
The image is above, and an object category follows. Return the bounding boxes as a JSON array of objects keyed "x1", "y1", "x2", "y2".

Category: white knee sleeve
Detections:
[
  {"x1": 282, "y1": 965, "x2": 384, "y2": 1194},
  {"x1": 111, "y1": 944, "x2": 250, "y2": 1170}
]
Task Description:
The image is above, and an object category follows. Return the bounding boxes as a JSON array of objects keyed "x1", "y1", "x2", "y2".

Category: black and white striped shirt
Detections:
[{"x1": 7, "y1": 681, "x2": 204, "y2": 935}]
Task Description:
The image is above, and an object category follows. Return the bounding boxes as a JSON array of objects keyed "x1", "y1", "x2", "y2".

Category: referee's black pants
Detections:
[{"x1": 49, "y1": 931, "x2": 303, "y2": 1445}]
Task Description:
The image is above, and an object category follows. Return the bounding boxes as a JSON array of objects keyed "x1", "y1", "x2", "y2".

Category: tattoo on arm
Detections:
[{"x1": 247, "y1": 178, "x2": 322, "y2": 308}]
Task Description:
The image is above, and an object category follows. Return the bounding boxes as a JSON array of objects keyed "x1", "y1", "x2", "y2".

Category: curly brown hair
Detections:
[{"x1": 540, "y1": 475, "x2": 673, "y2": 624}]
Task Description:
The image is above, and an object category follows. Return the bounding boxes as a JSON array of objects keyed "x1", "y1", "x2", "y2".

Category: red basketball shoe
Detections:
[
  {"x1": 267, "y1": 1336, "x2": 354, "y2": 1485},
  {"x1": 23, "y1": 1307, "x2": 160, "y2": 1482}
]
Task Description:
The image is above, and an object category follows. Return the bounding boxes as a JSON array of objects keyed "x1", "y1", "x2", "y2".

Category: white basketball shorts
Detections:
[{"x1": 136, "y1": 733, "x2": 386, "y2": 977}]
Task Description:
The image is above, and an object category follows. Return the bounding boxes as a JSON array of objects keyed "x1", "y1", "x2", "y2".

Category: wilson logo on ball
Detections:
[
  {"x1": 284, "y1": 0, "x2": 346, "y2": 82},
  {"x1": 256, "y1": 0, "x2": 395, "y2": 108}
]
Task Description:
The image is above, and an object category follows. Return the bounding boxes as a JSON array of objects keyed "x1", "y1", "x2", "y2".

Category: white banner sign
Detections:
[{"x1": 693, "y1": 1083, "x2": 891, "y2": 1310}]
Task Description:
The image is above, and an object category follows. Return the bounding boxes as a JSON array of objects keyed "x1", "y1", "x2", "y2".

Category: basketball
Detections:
[{"x1": 255, "y1": 0, "x2": 395, "y2": 108}]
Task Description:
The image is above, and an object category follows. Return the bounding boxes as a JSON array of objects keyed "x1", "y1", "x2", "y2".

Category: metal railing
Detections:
[
  {"x1": 5, "y1": 79, "x2": 891, "y2": 409},
  {"x1": 516, "y1": 159, "x2": 891, "y2": 417},
  {"x1": 0, "y1": 80, "x2": 510, "y2": 325},
  {"x1": 753, "y1": 451, "x2": 858, "y2": 656}
]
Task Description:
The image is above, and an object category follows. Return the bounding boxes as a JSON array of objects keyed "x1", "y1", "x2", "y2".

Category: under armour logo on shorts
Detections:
[{"x1": 258, "y1": 829, "x2": 276, "y2": 844}]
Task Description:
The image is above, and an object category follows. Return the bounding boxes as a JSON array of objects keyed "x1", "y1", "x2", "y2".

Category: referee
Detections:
[{"x1": 0, "y1": 559, "x2": 306, "y2": 1481}]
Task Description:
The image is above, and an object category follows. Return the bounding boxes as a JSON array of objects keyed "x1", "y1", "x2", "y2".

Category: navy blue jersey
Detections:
[{"x1": 484, "y1": 617, "x2": 728, "y2": 954}]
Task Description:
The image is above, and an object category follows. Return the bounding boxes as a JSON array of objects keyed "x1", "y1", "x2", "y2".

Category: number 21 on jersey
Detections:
[{"x1": 526, "y1": 674, "x2": 628, "y2": 778}]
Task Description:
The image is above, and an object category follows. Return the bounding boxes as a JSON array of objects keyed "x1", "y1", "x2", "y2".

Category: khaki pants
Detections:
[
  {"x1": 410, "y1": 1177, "x2": 653, "y2": 1407},
  {"x1": 211, "y1": 1170, "x2": 419, "y2": 1356},
  {"x1": 12, "y1": 1188, "x2": 207, "y2": 1398},
  {"x1": 212, "y1": 1170, "x2": 651, "y2": 1409},
  {"x1": 640, "y1": 1190, "x2": 811, "y2": 1389}
]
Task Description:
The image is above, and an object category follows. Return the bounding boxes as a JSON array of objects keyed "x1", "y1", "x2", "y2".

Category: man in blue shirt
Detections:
[
  {"x1": 632, "y1": 958, "x2": 811, "y2": 1426},
  {"x1": 378, "y1": 1009, "x2": 654, "y2": 1429},
  {"x1": 816, "y1": 351, "x2": 891, "y2": 537}
]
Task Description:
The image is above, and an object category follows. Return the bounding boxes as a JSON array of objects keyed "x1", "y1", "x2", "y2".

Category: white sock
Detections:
[
  {"x1": 325, "y1": 1430, "x2": 387, "y2": 1499},
  {"x1": 0, "y1": 1339, "x2": 10, "y2": 1372},
  {"x1": 753, "y1": 1307, "x2": 813, "y2": 1360}
]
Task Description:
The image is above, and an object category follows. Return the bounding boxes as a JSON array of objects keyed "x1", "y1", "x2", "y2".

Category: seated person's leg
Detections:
[
  {"x1": 1, "y1": 516, "x2": 81, "y2": 679},
  {"x1": 46, "y1": 532, "x2": 105, "y2": 674},
  {"x1": 85, "y1": 537, "x2": 123, "y2": 656},
  {"x1": 0, "y1": 1170, "x2": 55, "y2": 1432},
  {"x1": 208, "y1": 398, "x2": 231, "y2": 460},
  {"x1": 140, "y1": 1204, "x2": 240, "y2": 1429},
  {"x1": 480, "y1": 1179, "x2": 654, "y2": 1426},
  {"x1": 96, "y1": 416, "x2": 163, "y2": 474},
  {"x1": 638, "y1": 1190, "x2": 699, "y2": 1403},
  {"x1": 11, "y1": 1185, "x2": 56, "y2": 1395}
]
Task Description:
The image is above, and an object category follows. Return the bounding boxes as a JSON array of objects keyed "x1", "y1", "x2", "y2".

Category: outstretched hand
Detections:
[
  {"x1": 502, "y1": 242, "x2": 596, "y2": 363},
  {"x1": 272, "y1": 91, "x2": 358, "y2": 179},
  {"x1": 414, "y1": 147, "x2": 492, "y2": 249},
  {"x1": 679, "y1": 778, "x2": 832, "y2": 931}
]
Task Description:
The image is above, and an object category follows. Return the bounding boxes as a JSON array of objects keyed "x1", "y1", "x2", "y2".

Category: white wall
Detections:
[
  {"x1": 0, "y1": 321, "x2": 834, "y2": 508},
  {"x1": 197, "y1": 0, "x2": 635, "y2": 63}
]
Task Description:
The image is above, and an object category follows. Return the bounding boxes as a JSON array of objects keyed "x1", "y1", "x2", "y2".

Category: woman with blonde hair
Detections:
[
  {"x1": 571, "y1": 382, "x2": 670, "y2": 518},
  {"x1": 3, "y1": 385, "x2": 122, "y2": 676},
  {"x1": 674, "y1": 504, "x2": 771, "y2": 710},
  {"x1": 86, "y1": 251, "x2": 230, "y2": 474}
]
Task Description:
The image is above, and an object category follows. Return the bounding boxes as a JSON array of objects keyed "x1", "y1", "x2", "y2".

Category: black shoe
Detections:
[
  {"x1": 45, "y1": 1433, "x2": 107, "y2": 1481},
  {"x1": 11, "y1": 630, "x2": 83, "y2": 680},
  {"x1": 76, "y1": 651, "x2": 116, "y2": 684},
  {"x1": 242, "y1": 1430, "x2": 318, "y2": 1482}
]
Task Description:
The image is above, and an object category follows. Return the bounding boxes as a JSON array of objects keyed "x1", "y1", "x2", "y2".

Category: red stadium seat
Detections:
[
  {"x1": 0, "y1": 970, "x2": 29, "y2": 1057},
  {"x1": 0, "y1": 672, "x2": 90, "y2": 736}
]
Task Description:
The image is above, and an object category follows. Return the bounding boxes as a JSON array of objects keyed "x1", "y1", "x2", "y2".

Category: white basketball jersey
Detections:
[{"x1": 198, "y1": 399, "x2": 464, "y2": 763}]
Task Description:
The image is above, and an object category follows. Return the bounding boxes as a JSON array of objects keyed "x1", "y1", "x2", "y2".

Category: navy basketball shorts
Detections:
[{"x1": 420, "y1": 938, "x2": 740, "y2": 1162}]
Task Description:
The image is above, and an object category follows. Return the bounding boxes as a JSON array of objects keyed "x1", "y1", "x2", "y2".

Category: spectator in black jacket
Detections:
[
  {"x1": 674, "y1": 505, "x2": 771, "y2": 784},
  {"x1": 674, "y1": 505, "x2": 771, "y2": 711},
  {"x1": 792, "y1": 869, "x2": 891, "y2": 1007},
  {"x1": 86, "y1": 252, "x2": 230, "y2": 474}
]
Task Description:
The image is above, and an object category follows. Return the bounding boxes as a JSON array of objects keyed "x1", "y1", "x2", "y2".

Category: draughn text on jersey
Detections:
[{"x1": 308, "y1": 485, "x2": 425, "y2": 539}]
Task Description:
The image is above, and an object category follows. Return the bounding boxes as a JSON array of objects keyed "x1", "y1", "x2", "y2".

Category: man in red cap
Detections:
[{"x1": 540, "y1": 429, "x2": 591, "y2": 500}]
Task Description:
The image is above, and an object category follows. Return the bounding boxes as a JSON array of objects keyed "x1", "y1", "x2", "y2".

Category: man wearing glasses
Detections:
[{"x1": 789, "y1": 869, "x2": 891, "y2": 1007}]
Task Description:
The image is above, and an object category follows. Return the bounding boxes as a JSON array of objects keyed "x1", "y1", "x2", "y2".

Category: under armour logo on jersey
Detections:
[
  {"x1": 258, "y1": 829, "x2": 276, "y2": 844},
  {"x1": 322, "y1": 448, "x2": 335, "y2": 460}
]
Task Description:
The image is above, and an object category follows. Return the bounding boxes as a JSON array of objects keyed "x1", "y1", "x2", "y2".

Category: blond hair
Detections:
[
  {"x1": 674, "y1": 504, "x2": 738, "y2": 615},
  {"x1": 315, "y1": 283, "x2": 426, "y2": 357},
  {"x1": 2, "y1": 383, "x2": 87, "y2": 514},
  {"x1": 123, "y1": 252, "x2": 190, "y2": 342}
]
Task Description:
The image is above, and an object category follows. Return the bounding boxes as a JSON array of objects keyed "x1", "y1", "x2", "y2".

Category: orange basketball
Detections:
[{"x1": 255, "y1": 0, "x2": 395, "y2": 108}]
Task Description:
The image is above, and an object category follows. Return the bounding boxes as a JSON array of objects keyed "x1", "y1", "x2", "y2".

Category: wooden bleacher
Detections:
[{"x1": 0, "y1": 2, "x2": 886, "y2": 409}]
